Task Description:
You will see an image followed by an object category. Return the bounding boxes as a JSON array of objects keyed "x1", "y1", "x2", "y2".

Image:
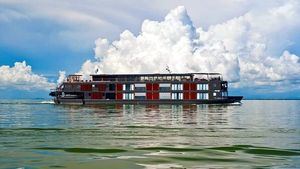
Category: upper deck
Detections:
[{"x1": 65, "y1": 73, "x2": 223, "y2": 83}]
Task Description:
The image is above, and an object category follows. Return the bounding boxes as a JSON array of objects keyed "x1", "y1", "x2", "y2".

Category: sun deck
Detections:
[{"x1": 65, "y1": 73, "x2": 223, "y2": 83}]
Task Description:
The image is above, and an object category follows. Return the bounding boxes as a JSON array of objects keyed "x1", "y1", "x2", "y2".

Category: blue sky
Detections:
[{"x1": 0, "y1": 0, "x2": 300, "y2": 99}]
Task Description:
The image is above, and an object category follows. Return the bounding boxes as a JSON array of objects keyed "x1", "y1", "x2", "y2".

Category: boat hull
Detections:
[{"x1": 54, "y1": 96, "x2": 243, "y2": 105}]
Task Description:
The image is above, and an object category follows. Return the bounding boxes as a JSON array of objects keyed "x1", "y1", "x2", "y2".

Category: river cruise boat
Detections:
[{"x1": 49, "y1": 73, "x2": 243, "y2": 105}]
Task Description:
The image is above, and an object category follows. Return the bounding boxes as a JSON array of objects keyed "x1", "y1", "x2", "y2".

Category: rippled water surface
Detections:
[{"x1": 0, "y1": 100, "x2": 300, "y2": 169}]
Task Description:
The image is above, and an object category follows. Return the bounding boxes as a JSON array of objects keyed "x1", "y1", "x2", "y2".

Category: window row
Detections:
[
  {"x1": 171, "y1": 93, "x2": 183, "y2": 100},
  {"x1": 197, "y1": 84, "x2": 209, "y2": 90},
  {"x1": 171, "y1": 84, "x2": 183, "y2": 90},
  {"x1": 197, "y1": 93, "x2": 209, "y2": 100},
  {"x1": 123, "y1": 93, "x2": 134, "y2": 100},
  {"x1": 122, "y1": 92, "x2": 210, "y2": 100},
  {"x1": 123, "y1": 84, "x2": 134, "y2": 91},
  {"x1": 122, "y1": 83, "x2": 210, "y2": 91}
]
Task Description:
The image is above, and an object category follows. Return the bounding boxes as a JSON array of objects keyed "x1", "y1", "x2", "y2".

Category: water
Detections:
[{"x1": 0, "y1": 100, "x2": 299, "y2": 169}]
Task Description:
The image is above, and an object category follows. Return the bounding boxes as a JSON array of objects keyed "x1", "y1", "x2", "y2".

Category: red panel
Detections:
[
  {"x1": 116, "y1": 93, "x2": 122, "y2": 100},
  {"x1": 183, "y1": 92, "x2": 190, "y2": 100},
  {"x1": 146, "y1": 92, "x2": 152, "y2": 100},
  {"x1": 153, "y1": 92, "x2": 159, "y2": 100},
  {"x1": 183, "y1": 83, "x2": 190, "y2": 91},
  {"x1": 153, "y1": 83, "x2": 159, "y2": 91},
  {"x1": 87, "y1": 84, "x2": 92, "y2": 91},
  {"x1": 81, "y1": 84, "x2": 92, "y2": 91},
  {"x1": 152, "y1": 83, "x2": 159, "y2": 91},
  {"x1": 98, "y1": 84, "x2": 106, "y2": 91},
  {"x1": 91, "y1": 92, "x2": 102, "y2": 99},
  {"x1": 116, "y1": 83, "x2": 123, "y2": 91},
  {"x1": 190, "y1": 92, "x2": 196, "y2": 100},
  {"x1": 190, "y1": 83, "x2": 196, "y2": 91},
  {"x1": 146, "y1": 83, "x2": 152, "y2": 91}
]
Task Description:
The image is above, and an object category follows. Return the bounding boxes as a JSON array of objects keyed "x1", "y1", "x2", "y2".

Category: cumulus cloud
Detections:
[
  {"x1": 0, "y1": 61, "x2": 56, "y2": 90},
  {"x1": 199, "y1": 0, "x2": 300, "y2": 87},
  {"x1": 57, "y1": 71, "x2": 66, "y2": 84},
  {"x1": 79, "y1": 1, "x2": 300, "y2": 90},
  {"x1": 79, "y1": 6, "x2": 240, "y2": 81}
]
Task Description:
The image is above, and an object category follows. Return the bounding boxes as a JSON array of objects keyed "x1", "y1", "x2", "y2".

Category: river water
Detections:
[{"x1": 0, "y1": 100, "x2": 299, "y2": 169}]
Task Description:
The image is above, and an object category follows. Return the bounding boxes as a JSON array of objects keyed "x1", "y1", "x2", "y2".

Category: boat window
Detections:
[
  {"x1": 171, "y1": 93, "x2": 183, "y2": 100},
  {"x1": 159, "y1": 83, "x2": 170, "y2": 92},
  {"x1": 159, "y1": 93, "x2": 170, "y2": 99},
  {"x1": 123, "y1": 84, "x2": 134, "y2": 91},
  {"x1": 197, "y1": 93, "x2": 208, "y2": 100},
  {"x1": 130, "y1": 84, "x2": 134, "y2": 91},
  {"x1": 123, "y1": 93, "x2": 134, "y2": 100},
  {"x1": 173, "y1": 93, "x2": 181, "y2": 100},
  {"x1": 109, "y1": 84, "x2": 115, "y2": 91},
  {"x1": 197, "y1": 84, "x2": 208, "y2": 90},
  {"x1": 171, "y1": 84, "x2": 183, "y2": 90},
  {"x1": 135, "y1": 83, "x2": 146, "y2": 91},
  {"x1": 105, "y1": 93, "x2": 116, "y2": 99}
]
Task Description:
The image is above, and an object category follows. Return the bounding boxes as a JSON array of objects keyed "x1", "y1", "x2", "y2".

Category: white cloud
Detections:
[
  {"x1": 79, "y1": 6, "x2": 241, "y2": 81},
  {"x1": 79, "y1": 2, "x2": 300, "y2": 91},
  {"x1": 199, "y1": 0, "x2": 300, "y2": 87},
  {"x1": 57, "y1": 71, "x2": 66, "y2": 84},
  {"x1": 0, "y1": 61, "x2": 56, "y2": 90}
]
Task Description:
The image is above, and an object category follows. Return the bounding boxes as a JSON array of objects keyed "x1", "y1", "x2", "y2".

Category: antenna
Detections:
[{"x1": 166, "y1": 65, "x2": 172, "y2": 74}]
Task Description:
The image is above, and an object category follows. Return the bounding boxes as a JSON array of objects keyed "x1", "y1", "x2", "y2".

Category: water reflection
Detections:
[
  {"x1": 94, "y1": 104, "x2": 235, "y2": 128},
  {"x1": 63, "y1": 104, "x2": 206, "y2": 127}
]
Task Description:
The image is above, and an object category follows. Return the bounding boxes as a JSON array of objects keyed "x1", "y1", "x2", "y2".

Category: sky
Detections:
[{"x1": 0, "y1": 0, "x2": 300, "y2": 99}]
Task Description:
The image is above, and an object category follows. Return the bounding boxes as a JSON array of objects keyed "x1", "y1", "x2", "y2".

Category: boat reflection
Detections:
[{"x1": 59, "y1": 104, "x2": 240, "y2": 128}]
